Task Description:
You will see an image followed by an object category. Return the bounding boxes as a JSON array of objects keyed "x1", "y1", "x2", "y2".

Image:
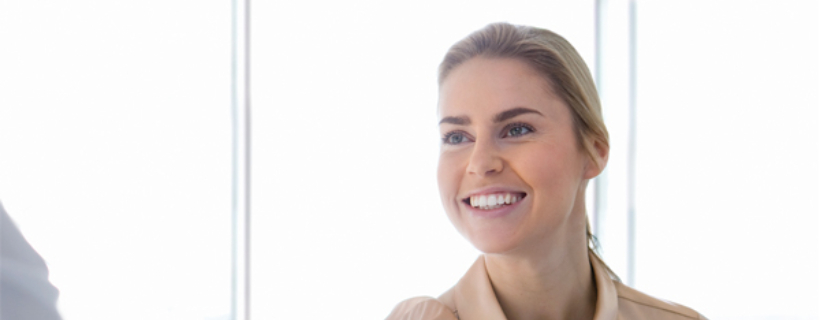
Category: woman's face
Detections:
[{"x1": 437, "y1": 57, "x2": 599, "y2": 255}]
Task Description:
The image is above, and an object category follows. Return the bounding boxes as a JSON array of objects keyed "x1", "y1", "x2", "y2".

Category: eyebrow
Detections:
[
  {"x1": 438, "y1": 107, "x2": 543, "y2": 125},
  {"x1": 494, "y1": 107, "x2": 543, "y2": 123},
  {"x1": 439, "y1": 116, "x2": 470, "y2": 125}
]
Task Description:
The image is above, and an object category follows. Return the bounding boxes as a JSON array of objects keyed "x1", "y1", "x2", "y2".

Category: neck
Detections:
[{"x1": 483, "y1": 231, "x2": 597, "y2": 320}]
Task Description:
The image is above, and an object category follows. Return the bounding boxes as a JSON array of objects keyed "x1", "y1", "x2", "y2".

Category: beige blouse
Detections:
[{"x1": 386, "y1": 252, "x2": 706, "y2": 320}]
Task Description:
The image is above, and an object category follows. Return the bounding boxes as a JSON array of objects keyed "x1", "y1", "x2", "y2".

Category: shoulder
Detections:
[
  {"x1": 385, "y1": 296, "x2": 459, "y2": 320},
  {"x1": 614, "y1": 282, "x2": 708, "y2": 320}
]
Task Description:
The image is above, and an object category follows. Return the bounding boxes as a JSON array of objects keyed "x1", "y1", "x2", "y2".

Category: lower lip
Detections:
[{"x1": 462, "y1": 198, "x2": 525, "y2": 219}]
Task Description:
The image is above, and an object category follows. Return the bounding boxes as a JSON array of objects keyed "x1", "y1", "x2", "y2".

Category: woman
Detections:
[{"x1": 386, "y1": 23, "x2": 706, "y2": 320}]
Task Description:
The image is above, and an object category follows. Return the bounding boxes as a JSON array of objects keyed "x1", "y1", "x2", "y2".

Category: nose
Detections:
[{"x1": 466, "y1": 139, "x2": 503, "y2": 177}]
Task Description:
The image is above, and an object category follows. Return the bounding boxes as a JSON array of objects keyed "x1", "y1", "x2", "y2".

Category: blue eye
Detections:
[
  {"x1": 505, "y1": 123, "x2": 534, "y2": 137},
  {"x1": 443, "y1": 132, "x2": 467, "y2": 145}
]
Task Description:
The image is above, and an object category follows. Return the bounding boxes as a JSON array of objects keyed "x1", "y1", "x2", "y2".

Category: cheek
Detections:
[
  {"x1": 515, "y1": 144, "x2": 584, "y2": 206},
  {"x1": 437, "y1": 152, "x2": 464, "y2": 212}
]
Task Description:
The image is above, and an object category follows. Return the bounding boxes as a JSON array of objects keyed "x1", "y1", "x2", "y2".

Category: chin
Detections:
[
  {"x1": 448, "y1": 206, "x2": 533, "y2": 255},
  {"x1": 463, "y1": 227, "x2": 523, "y2": 255}
]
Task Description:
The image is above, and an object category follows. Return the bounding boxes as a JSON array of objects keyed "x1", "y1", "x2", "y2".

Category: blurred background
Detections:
[{"x1": 0, "y1": 0, "x2": 817, "y2": 319}]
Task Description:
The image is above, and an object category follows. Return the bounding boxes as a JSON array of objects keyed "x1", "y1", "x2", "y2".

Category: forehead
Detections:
[{"x1": 438, "y1": 57, "x2": 560, "y2": 119}]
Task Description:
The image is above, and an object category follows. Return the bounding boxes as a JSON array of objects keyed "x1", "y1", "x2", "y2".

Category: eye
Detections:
[
  {"x1": 503, "y1": 123, "x2": 535, "y2": 137},
  {"x1": 442, "y1": 131, "x2": 469, "y2": 145}
]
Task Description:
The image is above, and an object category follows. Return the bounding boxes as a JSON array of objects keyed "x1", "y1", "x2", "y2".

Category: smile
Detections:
[{"x1": 463, "y1": 192, "x2": 527, "y2": 210}]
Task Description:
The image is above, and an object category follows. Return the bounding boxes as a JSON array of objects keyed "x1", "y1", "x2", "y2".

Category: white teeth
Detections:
[
  {"x1": 487, "y1": 195, "x2": 497, "y2": 206},
  {"x1": 468, "y1": 193, "x2": 523, "y2": 210}
]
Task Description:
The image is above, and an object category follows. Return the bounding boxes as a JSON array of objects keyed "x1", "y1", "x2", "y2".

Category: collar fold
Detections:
[{"x1": 449, "y1": 251, "x2": 619, "y2": 320}]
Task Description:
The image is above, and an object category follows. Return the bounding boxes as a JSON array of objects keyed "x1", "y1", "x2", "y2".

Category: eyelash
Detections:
[
  {"x1": 501, "y1": 122, "x2": 536, "y2": 138},
  {"x1": 441, "y1": 122, "x2": 536, "y2": 145},
  {"x1": 442, "y1": 131, "x2": 469, "y2": 145}
]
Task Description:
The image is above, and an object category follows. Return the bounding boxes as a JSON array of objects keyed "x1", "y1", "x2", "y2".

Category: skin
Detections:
[{"x1": 437, "y1": 57, "x2": 609, "y2": 320}]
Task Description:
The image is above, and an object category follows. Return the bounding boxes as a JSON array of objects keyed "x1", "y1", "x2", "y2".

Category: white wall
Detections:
[
  {"x1": 633, "y1": 1, "x2": 819, "y2": 319},
  {"x1": 0, "y1": 1, "x2": 232, "y2": 319}
]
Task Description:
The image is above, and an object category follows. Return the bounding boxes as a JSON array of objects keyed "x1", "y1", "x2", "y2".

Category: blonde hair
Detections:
[{"x1": 438, "y1": 22, "x2": 615, "y2": 278}]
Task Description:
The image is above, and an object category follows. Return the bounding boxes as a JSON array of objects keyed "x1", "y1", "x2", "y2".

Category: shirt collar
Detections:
[{"x1": 451, "y1": 251, "x2": 619, "y2": 320}]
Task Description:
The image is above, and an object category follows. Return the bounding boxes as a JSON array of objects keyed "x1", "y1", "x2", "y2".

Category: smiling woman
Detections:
[
  {"x1": 386, "y1": 23, "x2": 706, "y2": 320},
  {"x1": 437, "y1": 57, "x2": 598, "y2": 258}
]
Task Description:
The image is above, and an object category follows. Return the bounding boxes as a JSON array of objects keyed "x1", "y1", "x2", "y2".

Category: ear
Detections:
[{"x1": 583, "y1": 137, "x2": 609, "y2": 179}]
